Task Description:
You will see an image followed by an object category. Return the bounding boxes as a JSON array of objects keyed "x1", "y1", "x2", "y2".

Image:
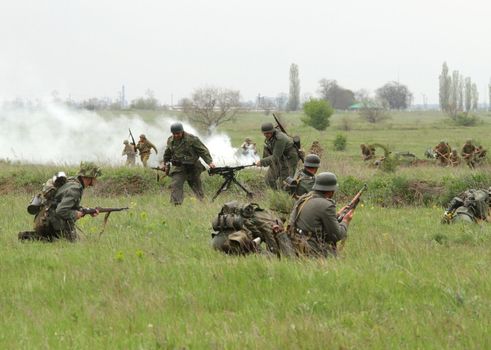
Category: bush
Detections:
[
  {"x1": 302, "y1": 99, "x2": 334, "y2": 131},
  {"x1": 452, "y1": 113, "x2": 480, "y2": 126},
  {"x1": 333, "y1": 134, "x2": 347, "y2": 151}
]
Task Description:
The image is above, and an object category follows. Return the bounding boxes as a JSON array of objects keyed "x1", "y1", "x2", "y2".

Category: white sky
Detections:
[{"x1": 1, "y1": 0, "x2": 490, "y2": 105}]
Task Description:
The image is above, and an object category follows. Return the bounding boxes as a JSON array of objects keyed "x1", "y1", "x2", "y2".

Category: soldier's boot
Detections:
[{"x1": 18, "y1": 231, "x2": 38, "y2": 241}]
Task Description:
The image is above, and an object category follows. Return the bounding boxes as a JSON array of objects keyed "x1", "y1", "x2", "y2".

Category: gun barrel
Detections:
[{"x1": 82, "y1": 207, "x2": 129, "y2": 214}]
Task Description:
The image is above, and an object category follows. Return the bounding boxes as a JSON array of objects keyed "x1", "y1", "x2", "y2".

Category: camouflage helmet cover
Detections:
[
  {"x1": 304, "y1": 154, "x2": 321, "y2": 168},
  {"x1": 312, "y1": 172, "x2": 338, "y2": 192},
  {"x1": 78, "y1": 161, "x2": 102, "y2": 178}
]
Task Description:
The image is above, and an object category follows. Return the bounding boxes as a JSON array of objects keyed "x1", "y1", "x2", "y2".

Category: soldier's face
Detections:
[
  {"x1": 173, "y1": 131, "x2": 184, "y2": 140},
  {"x1": 263, "y1": 132, "x2": 273, "y2": 139}
]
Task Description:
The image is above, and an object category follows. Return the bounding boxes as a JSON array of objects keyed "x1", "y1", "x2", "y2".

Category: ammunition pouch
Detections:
[{"x1": 212, "y1": 214, "x2": 244, "y2": 231}]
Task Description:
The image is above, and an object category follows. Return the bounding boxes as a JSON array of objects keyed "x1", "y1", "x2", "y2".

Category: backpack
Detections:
[
  {"x1": 211, "y1": 201, "x2": 284, "y2": 255},
  {"x1": 462, "y1": 189, "x2": 490, "y2": 220}
]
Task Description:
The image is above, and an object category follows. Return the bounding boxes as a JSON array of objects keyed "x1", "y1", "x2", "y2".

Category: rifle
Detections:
[
  {"x1": 81, "y1": 207, "x2": 129, "y2": 235},
  {"x1": 151, "y1": 165, "x2": 170, "y2": 181},
  {"x1": 208, "y1": 164, "x2": 255, "y2": 201},
  {"x1": 272, "y1": 113, "x2": 304, "y2": 162},
  {"x1": 128, "y1": 128, "x2": 137, "y2": 152},
  {"x1": 337, "y1": 184, "x2": 367, "y2": 222}
]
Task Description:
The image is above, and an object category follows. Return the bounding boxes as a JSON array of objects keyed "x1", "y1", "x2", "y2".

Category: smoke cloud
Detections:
[{"x1": 0, "y1": 102, "x2": 259, "y2": 167}]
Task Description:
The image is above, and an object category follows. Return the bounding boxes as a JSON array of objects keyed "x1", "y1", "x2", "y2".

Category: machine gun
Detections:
[
  {"x1": 337, "y1": 184, "x2": 367, "y2": 222},
  {"x1": 208, "y1": 164, "x2": 255, "y2": 201}
]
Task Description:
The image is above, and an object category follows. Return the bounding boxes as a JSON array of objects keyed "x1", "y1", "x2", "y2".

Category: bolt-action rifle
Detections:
[
  {"x1": 128, "y1": 128, "x2": 137, "y2": 153},
  {"x1": 208, "y1": 164, "x2": 255, "y2": 201},
  {"x1": 337, "y1": 184, "x2": 367, "y2": 222},
  {"x1": 151, "y1": 165, "x2": 170, "y2": 182},
  {"x1": 81, "y1": 207, "x2": 129, "y2": 235},
  {"x1": 272, "y1": 113, "x2": 304, "y2": 162}
]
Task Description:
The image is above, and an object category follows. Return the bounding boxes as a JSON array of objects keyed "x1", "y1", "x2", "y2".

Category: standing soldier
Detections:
[
  {"x1": 136, "y1": 134, "x2": 158, "y2": 167},
  {"x1": 122, "y1": 140, "x2": 136, "y2": 166},
  {"x1": 433, "y1": 140, "x2": 452, "y2": 166},
  {"x1": 256, "y1": 122, "x2": 299, "y2": 190},
  {"x1": 284, "y1": 154, "x2": 321, "y2": 198},
  {"x1": 461, "y1": 139, "x2": 477, "y2": 168},
  {"x1": 18, "y1": 162, "x2": 101, "y2": 242},
  {"x1": 288, "y1": 172, "x2": 354, "y2": 258},
  {"x1": 162, "y1": 122, "x2": 215, "y2": 205}
]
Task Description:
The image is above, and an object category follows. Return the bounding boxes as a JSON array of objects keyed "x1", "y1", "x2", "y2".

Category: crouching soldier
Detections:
[
  {"x1": 18, "y1": 162, "x2": 101, "y2": 242},
  {"x1": 287, "y1": 172, "x2": 355, "y2": 258},
  {"x1": 441, "y1": 188, "x2": 490, "y2": 224},
  {"x1": 283, "y1": 153, "x2": 321, "y2": 198}
]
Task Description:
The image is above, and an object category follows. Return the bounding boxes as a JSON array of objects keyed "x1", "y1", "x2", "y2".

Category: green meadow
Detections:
[{"x1": 1, "y1": 110, "x2": 491, "y2": 349}]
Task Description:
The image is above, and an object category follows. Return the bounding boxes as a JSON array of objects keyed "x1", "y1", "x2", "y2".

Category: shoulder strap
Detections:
[{"x1": 291, "y1": 193, "x2": 315, "y2": 228}]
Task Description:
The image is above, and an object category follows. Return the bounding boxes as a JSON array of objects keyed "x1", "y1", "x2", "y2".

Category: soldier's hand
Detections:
[
  {"x1": 255, "y1": 160, "x2": 261, "y2": 167},
  {"x1": 208, "y1": 163, "x2": 216, "y2": 169},
  {"x1": 89, "y1": 208, "x2": 99, "y2": 217},
  {"x1": 342, "y1": 209, "x2": 354, "y2": 224},
  {"x1": 337, "y1": 205, "x2": 350, "y2": 216},
  {"x1": 76, "y1": 210, "x2": 85, "y2": 220}
]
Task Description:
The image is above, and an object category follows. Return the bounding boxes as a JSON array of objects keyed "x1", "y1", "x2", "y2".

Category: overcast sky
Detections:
[{"x1": 1, "y1": 0, "x2": 490, "y2": 105}]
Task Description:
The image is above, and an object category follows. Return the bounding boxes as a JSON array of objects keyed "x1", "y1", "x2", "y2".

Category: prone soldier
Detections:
[{"x1": 162, "y1": 122, "x2": 215, "y2": 205}]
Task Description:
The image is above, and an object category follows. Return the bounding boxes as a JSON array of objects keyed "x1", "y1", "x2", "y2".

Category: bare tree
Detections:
[
  {"x1": 471, "y1": 83, "x2": 479, "y2": 111},
  {"x1": 488, "y1": 79, "x2": 491, "y2": 112},
  {"x1": 376, "y1": 81, "x2": 413, "y2": 110},
  {"x1": 358, "y1": 98, "x2": 389, "y2": 123},
  {"x1": 458, "y1": 73, "x2": 464, "y2": 112},
  {"x1": 448, "y1": 70, "x2": 460, "y2": 117},
  {"x1": 181, "y1": 87, "x2": 241, "y2": 132},
  {"x1": 287, "y1": 63, "x2": 300, "y2": 111},
  {"x1": 318, "y1": 79, "x2": 355, "y2": 110}
]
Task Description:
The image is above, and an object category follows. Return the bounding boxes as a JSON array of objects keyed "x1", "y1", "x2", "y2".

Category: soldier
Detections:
[
  {"x1": 18, "y1": 162, "x2": 101, "y2": 242},
  {"x1": 449, "y1": 149, "x2": 461, "y2": 167},
  {"x1": 308, "y1": 141, "x2": 324, "y2": 158},
  {"x1": 288, "y1": 172, "x2": 354, "y2": 258},
  {"x1": 284, "y1": 154, "x2": 320, "y2": 198},
  {"x1": 256, "y1": 122, "x2": 299, "y2": 190},
  {"x1": 136, "y1": 134, "x2": 158, "y2": 167},
  {"x1": 474, "y1": 145, "x2": 487, "y2": 165},
  {"x1": 442, "y1": 188, "x2": 490, "y2": 224},
  {"x1": 162, "y1": 122, "x2": 215, "y2": 205},
  {"x1": 240, "y1": 137, "x2": 257, "y2": 155},
  {"x1": 461, "y1": 139, "x2": 477, "y2": 168},
  {"x1": 122, "y1": 140, "x2": 136, "y2": 166},
  {"x1": 433, "y1": 140, "x2": 451, "y2": 166},
  {"x1": 360, "y1": 144, "x2": 375, "y2": 161}
]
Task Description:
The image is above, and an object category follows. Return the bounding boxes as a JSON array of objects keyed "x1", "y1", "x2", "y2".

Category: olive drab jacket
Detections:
[
  {"x1": 260, "y1": 130, "x2": 298, "y2": 169},
  {"x1": 289, "y1": 191, "x2": 348, "y2": 245},
  {"x1": 293, "y1": 169, "x2": 315, "y2": 197},
  {"x1": 163, "y1": 132, "x2": 213, "y2": 174},
  {"x1": 136, "y1": 139, "x2": 158, "y2": 155},
  {"x1": 47, "y1": 177, "x2": 84, "y2": 231}
]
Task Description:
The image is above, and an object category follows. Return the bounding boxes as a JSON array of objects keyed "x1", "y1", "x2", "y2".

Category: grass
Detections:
[{"x1": 1, "y1": 109, "x2": 491, "y2": 348}]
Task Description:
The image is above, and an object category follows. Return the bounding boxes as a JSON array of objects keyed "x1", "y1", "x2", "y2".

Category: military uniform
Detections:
[
  {"x1": 360, "y1": 144, "x2": 375, "y2": 161},
  {"x1": 442, "y1": 189, "x2": 490, "y2": 224},
  {"x1": 260, "y1": 129, "x2": 299, "y2": 189},
  {"x1": 449, "y1": 150, "x2": 460, "y2": 167},
  {"x1": 19, "y1": 162, "x2": 101, "y2": 242},
  {"x1": 461, "y1": 141, "x2": 477, "y2": 168},
  {"x1": 288, "y1": 169, "x2": 316, "y2": 198},
  {"x1": 163, "y1": 131, "x2": 213, "y2": 204},
  {"x1": 434, "y1": 141, "x2": 451, "y2": 165},
  {"x1": 122, "y1": 141, "x2": 136, "y2": 166},
  {"x1": 288, "y1": 191, "x2": 348, "y2": 257},
  {"x1": 308, "y1": 141, "x2": 324, "y2": 158},
  {"x1": 136, "y1": 136, "x2": 158, "y2": 167}
]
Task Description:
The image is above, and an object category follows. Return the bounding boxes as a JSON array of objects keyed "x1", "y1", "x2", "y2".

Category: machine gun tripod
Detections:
[{"x1": 208, "y1": 164, "x2": 255, "y2": 201}]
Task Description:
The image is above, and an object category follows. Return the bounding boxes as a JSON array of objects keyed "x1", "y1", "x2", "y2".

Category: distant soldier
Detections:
[
  {"x1": 433, "y1": 140, "x2": 451, "y2": 166},
  {"x1": 461, "y1": 139, "x2": 477, "y2": 168},
  {"x1": 284, "y1": 154, "x2": 321, "y2": 198},
  {"x1": 122, "y1": 140, "x2": 136, "y2": 166},
  {"x1": 136, "y1": 134, "x2": 158, "y2": 167},
  {"x1": 162, "y1": 122, "x2": 215, "y2": 205},
  {"x1": 308, "y1": 141, "x2": 324, "y2": 158},
  {"x1": 240, "y1": 137, "x2": 257, "y2": 155},
  {"x1": 287, "y1": 172, "x2": 354, "y2": 258},
  {"x1": 360, "y1": 144, "x2": 375, "y2": 161},
  {"x1": 475, "y1": 145, "x2": 487, "y2": 165},
  {"x1": 256, "y1": 122, "x2": 299, "y2": 190},
  {"x1": 449, "y1": 149, "x2": 460, "y2": 167},
  {"x1": 18, "y1": 162, "x2": 101, "y2": 242}
]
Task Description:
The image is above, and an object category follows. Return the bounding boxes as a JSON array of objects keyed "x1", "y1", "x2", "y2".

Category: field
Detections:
[{"x1": 1, "y1": 110, "x2": 491, "y2": 349}]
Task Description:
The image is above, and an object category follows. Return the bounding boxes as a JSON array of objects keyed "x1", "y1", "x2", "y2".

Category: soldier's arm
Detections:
[
  {"x1": 149, "y1": 141, "x2": 158, "y2": 154},
  {"x1": 55, "y1": 188, "x2": 82, "y2": 221},
  {"x1": 320, "y1": 202, "x2": 348, "y2": 243},
  {"x1": 260, "y1": 136, "x2": 287, "y2": 167},
  {"x1": 193, "y1": 138, "x2": 213, "y2": 164}
]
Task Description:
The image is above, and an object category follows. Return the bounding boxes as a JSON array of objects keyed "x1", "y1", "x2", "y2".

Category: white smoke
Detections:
[{"x1": 0, "y1": 102, "x2": 259, "y2": 167}]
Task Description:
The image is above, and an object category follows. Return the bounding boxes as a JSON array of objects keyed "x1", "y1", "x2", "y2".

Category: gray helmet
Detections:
[
  {"x1": 261, "y1": 122, "x2": 274, "y2": 133},
  {"x1": 123, "y1": 140, "x2": 129, "y2": 144},
  {"x1": 304, "y1": 154, "x2": 321, "y2": 168},
  {"x1": 170, "y1": 122, "x2": 184, "y2": 133},
  {"x1": 312, "y1": 172, "x2": 338, "y2": 192},
  {"x1": 139, "y1": 134, "x2": 146, "y2": 139}
]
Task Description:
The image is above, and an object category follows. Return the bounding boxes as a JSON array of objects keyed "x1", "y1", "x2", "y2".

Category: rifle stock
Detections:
[
  {"x1": 337, "y1": 184, "x2": 367, "y2": 222},
  {"x1": 81, "y1": 207, "x2": 129, "y2": 215}
]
